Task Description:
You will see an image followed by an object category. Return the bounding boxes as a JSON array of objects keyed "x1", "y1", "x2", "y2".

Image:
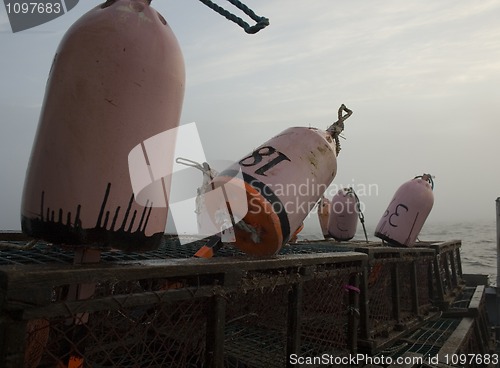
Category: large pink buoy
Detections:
[
  {"x1": 21, "y1": 0, "x2": 185, "y2": 251},
  {"x1": 328, "y1": 188, "x2": 358, "y2": 241},
  {"x1": 375, "y1": 174, "x2": 434, "y2": 247},
  {"x1": 209, "y1": 105, "x2": 352, "y2": 256}
]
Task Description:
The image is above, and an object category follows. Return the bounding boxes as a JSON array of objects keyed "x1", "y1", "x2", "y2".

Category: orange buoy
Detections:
[
  {"x1": 375, "y1": 174, "x2": 434, "y2": 247},
  {"x1": 21, "y1": 0, "x2": 185, "y2": 251}
]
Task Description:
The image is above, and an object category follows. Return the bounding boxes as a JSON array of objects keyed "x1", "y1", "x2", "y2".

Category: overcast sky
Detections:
[{"x1": 1, "y1": 0, "x2": 499, "y2": 235}]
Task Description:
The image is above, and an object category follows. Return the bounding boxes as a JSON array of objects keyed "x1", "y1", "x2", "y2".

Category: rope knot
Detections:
[
  {"x1": 198, "y1": 0, "x2": 269, "y2": 34},
  {"x1": 245, "y1": 17, "x2": 270, "y2": 34},
  {"x1": 326, "y1": 104, "x2": 352, "y2": 156}
]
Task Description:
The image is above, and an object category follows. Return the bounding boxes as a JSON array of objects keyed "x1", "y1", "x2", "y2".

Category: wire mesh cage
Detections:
[
  {"x1": 0, "y1": 233, "x2": 476, "y2": 367},
  {"x1": 444, "y1": 285, "x2": 495, "y2": 356},
  {"x1": 300, "y1": 270, "x2": 355, "y2": 357},
  {"x1": 376, "y1": 317, "x2": 461, "y2": 361},
  {"x1": 16, "y1": 271, "x2": 214, "y2": 368},
  {"x1": 355, "y1": 246, "x2": 438, "y2": 354},
  {"x1": 375, "y1": 285, "x2": 494, "y2": 368},
  {"x1": 224, "y1": 284, "x2": 289, "y2": 368},
  {"x1": 0, "y1": 233, "x2": 367, "y2": 368},
  {"x1": 428, "y1": 241, "x2": 465, "y2": 308}
]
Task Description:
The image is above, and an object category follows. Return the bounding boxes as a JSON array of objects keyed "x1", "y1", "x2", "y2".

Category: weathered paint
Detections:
[
  {"x1": 375, "y1": 175, "x2": 434, "y2": 247},
  {"x1": 328, "y1": 188, "x2": 358, "y2": 241},
  {"x1": 211, "y1": 127, "x2": 337, "y2": 256},
  {"x1": 21, "y1": 0, "x2": 185, "y2": 250}
]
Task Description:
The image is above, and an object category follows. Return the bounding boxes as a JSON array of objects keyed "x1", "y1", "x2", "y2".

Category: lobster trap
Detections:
[
  {"x1": 351, "y1": 245, "x2": 438, "y2": 354},
  {"x1": 0, "y1": 233, "x2": 366, "y2": 368},
  {"x1": 375, "y1": 285, "x2": 494, "y2": 368},
  {"x1": 293, "y1": 240, "x2": 446, "y2": 354},
  {"x1": 426, "y1": 240, "x2": 465, "y2": 309},
  {"x1": 442, "y1": 285, "x2": 495, "y2": 357}
]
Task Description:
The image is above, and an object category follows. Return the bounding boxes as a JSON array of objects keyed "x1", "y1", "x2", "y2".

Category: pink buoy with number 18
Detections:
[
  {"x1": 208, "y1": 105, "x2": 353, "y2": 256},
  {"x1": 375, "y1": 174, "x2": 434, "y2": 247}
]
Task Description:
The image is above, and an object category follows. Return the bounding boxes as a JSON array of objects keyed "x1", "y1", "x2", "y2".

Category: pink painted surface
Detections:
[
  {"x1": 212, "y1": 127, "x2": 338, "y2": 255},
  {"x1": 375, "y1": 176, "x2": 434, "y2": 247},
  {"x1": 21, "y1": 0, "x2": 185, "y2": 250},
  {"x1": 328, "y1": 188, "x2": 358, "y2": 241}
]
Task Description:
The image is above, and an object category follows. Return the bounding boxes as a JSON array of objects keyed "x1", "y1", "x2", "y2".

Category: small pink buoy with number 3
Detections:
[{"x1": 375, "y1": 174, "x2": 434, "y2": 247}]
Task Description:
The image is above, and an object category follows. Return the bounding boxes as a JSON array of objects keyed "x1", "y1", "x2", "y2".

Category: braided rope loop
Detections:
[{"x1": 197, "y1": 0, "x2": 269, "y2": 34}]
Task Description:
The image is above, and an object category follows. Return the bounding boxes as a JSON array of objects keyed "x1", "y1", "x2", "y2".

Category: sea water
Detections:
[
  {"x1": 299, "y1": 219, "x2": 498, "y2": 286},
  {"x1": 419, "y1": 220, "x2": 498, "y2": 286}
]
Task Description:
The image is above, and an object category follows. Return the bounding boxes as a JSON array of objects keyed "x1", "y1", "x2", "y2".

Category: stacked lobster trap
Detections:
[
  {"x1": 0, "y1": 232, "x2": 478, "y2": 367},
  {"x1": 374, "y1": 285, "x2": 495, "y2": 367},
  {"x1": 426, "y1": 240, "x2": 465, "y2": 309},
  {"x1": 356, "y1": 245, "x2": 438, "y2": 353},
  {"x1": 293, "y1": 239, "x2": 470, "y2": 355},
  {"x1": 441, "y1": 285, "x2": 495, "y2": 358},
  {"x1": 0, "y1": 233, "x2": 366, "y2": 368}
]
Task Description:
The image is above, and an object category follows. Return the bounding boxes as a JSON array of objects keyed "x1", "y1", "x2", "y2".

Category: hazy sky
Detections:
[{"x1": 1, "y1": 0, "x2": 499, "y2": 234}]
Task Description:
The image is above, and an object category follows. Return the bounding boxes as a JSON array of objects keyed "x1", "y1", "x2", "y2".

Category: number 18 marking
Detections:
[{"x1": 239, "y1": 146, "x2": 291, "y2": 176}]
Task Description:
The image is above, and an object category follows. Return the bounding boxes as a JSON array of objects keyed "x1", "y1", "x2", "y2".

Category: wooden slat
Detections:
[
  {"x1": 0, "y1": 252, "x2": 367, "y2": 291},
  {"x1": 16, "y1": 285, "x2": 216, "y2": 320},
  {"x1": 437, "y1": 317, "x2": 474, "y2": 358}
]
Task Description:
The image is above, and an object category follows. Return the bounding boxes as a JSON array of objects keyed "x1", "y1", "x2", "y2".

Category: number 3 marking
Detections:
[{"x1": 388, "y1": 204, "x2": 409, "y2": 227}]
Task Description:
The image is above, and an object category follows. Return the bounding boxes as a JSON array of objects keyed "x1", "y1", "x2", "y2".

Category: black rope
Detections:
[
  {"x1": 414, "y1": 174, "x2": 434, "y2": 189},
  {"x1": 197, "y1": 0, "x2": 269, "y2": 34},
  {"x1": 351, "y1": 188, "x2": 369, "y2": 243}
]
